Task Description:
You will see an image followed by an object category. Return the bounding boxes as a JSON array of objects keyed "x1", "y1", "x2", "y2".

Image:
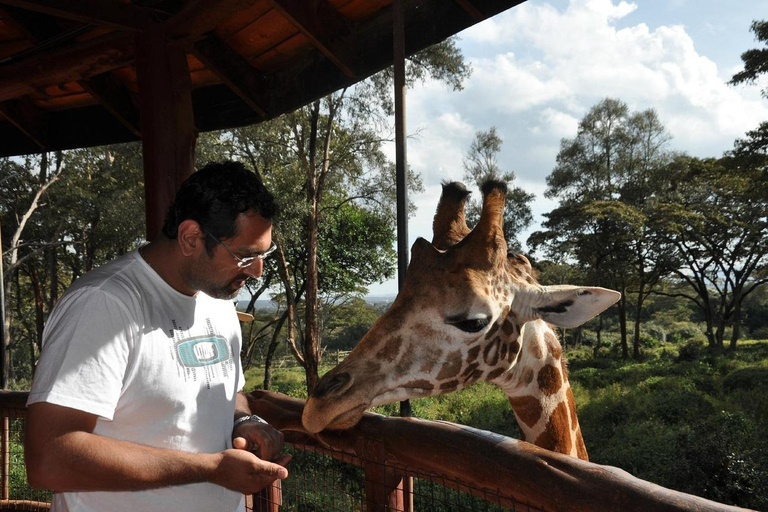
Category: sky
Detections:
[{"x1": 366, "y1": 0, "x2": 768, "y2": 297}]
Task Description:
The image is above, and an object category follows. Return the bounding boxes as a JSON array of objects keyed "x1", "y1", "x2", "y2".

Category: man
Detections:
[{"x1": 25, "y1": 161, "x2": 291, "y2": 512}]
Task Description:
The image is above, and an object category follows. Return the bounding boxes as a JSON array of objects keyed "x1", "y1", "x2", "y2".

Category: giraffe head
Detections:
[{"x1": 302, "y1": 181, "x2": 619, "y2": 434}]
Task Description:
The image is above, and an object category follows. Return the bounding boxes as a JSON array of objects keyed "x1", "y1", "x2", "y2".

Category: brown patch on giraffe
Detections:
[
  {"x1": 516, "y1": 367, "x2": 534, "y2": 389},
  {"x1": 544, "y1": 331, "x2": 562, "y2": 360},
  {"x1": 375, "y1": 335, "x2": 403, "y2": 362},
  {"x1": 528, "y1": 340, "x2": 544, "y2": 359},
  {"x1": 575, "y1": 426, "x2": 589, "y2": 461},
  {"x1": 394, "y1": 343, "x2": 415, "y2": 378},
  {"x1": 566, "y1": 387, "x2": 578, "y2": 427},
  {"x1": 483, "y1": 337, "x2": 501, "y2": 366},
  {"x1": 508, "y1": 339, "x2": 521, "y2": 363},
  {"x1": 534, "y1": 401, "x2": 572, "y2": 455},
  {"x1": 403, "y1": 379, "x2": 434, "y2": 391},
  {"x1": 418, "y1": 348, "x2": 442, "y2": 373},
  {"x1": 466, "y1": 369, "x2": 483, "y2": 385},
  {"x1": 508, "y1": 396, "x2": 542, "y2": 429},
  {"x1": 440, "y1": 379, "x2": 459, "y2": 391},
  {"x1": 461, "y1": 362, "x2": 479, "y2": 379},
  {"x1": 365, "y1": 361, "x2": 381, "y2": 373},
  {"x1": 501, "y1": 317, "x2": 517, "y2": 336},
  {"x1": 487, "y1": 367, "x2": 505, "y2": 381},
  {"x1": 484, "y1": 322, "x2": 500, "y2": 340},
  {"x1": 499, "y1": 342, "x2": 508, "y2": 361},
  {"x1": 537, "y1": 364, "x2": 562, "y2": 396},
  {"x1": 467, "y1": 345, "x2": 481, "y2": 362},
  {"x1": 436, "y1": 350, "x2": 463, "y2": 380}
]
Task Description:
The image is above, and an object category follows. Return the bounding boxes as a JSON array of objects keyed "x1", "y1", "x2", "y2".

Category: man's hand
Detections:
[
  {"x1": 232, "y1": 418, "x2": 286, "y2": 462},
  {"x1": 212, "y1": 449, "x2": 290, "y2": 495}
]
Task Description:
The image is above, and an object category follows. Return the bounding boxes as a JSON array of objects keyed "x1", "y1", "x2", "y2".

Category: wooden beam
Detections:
[
  {"x1": 79, "y1": 73, "x2": 141, "y2": 137},
  {"x1": 0, "y1": 4, "x2": 62, "y2": 41},
  {"x1": 0, "y1": 0, "x2": 157, "y2": 31},
  {"x1": 135, "y1": 26, "x2": 197, "y2": 241},
  {"x1": 266, "y1": 0, "x2": 355, "y2": 77},
  {"x1": 165, "y1": 0, "x2": 254, "y2": 43},
  {"x1": 0, "y1": 97, "x2": 46, "y2": 148},
  {"x1": 0, "y1": 32, "x2": 134, "y2": 102},
  {"x1": 192, "y1": 35, "x2": 268, "y2": 117},
  {"x1": 454, "y1": 0, "x2": 485, "y2": 20}
]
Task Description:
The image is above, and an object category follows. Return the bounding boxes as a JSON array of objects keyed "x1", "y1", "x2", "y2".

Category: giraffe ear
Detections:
[{"x1": 527, "y1": 285, "x2": 621, "y2": 329}]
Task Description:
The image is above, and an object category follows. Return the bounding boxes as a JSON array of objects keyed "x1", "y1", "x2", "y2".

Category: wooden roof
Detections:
[{"x1": 0, "y1": 0, "x2": 524, "y2": 158}]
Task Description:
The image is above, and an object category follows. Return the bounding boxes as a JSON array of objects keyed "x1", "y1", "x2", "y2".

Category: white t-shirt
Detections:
[{"x1": 28, "y1": 250, "x2": 245, "y2": 512}]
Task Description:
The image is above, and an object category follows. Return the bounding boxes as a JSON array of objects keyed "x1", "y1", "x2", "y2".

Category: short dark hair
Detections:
[{"x1": 162, "y1": 161, "x2": 277, "y2": 253}]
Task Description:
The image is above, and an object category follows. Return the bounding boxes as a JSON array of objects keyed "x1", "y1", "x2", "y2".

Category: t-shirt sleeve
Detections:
[{"x1": 27, "y1": 287, "x2": 135, "y2": 420}]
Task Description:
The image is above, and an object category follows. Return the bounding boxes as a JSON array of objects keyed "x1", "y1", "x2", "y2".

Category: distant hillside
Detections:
[{"x1": 237, "y1": 295, "x2": 396, "y2": 314}]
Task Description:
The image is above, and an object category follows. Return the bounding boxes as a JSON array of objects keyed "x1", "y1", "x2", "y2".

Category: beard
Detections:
[{"x1": 184, "y1": 261, "x2": 249, "y2": 300}]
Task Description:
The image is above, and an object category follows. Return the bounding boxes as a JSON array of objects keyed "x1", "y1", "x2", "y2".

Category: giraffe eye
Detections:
[{"x1": 449, "y1": 317, "x2": 490, "y2": 333}]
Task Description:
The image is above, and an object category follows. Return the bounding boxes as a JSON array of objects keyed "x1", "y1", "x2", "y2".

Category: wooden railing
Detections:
[
  {"x1": 246, "y1": 390, "x2": 755, "y2": 512},
  {"x1": 0, "y1": 390, "x2": 756, "y2": 512}
]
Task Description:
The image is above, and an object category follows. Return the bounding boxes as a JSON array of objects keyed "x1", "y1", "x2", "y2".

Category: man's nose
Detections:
[{"x1": 243, "y1": 258, "x2": 264, "y2": 278}]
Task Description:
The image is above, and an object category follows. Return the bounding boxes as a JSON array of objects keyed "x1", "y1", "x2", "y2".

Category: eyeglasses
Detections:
[{"x1": 205, "y1": 232, "x2": 277, "y2": 269}]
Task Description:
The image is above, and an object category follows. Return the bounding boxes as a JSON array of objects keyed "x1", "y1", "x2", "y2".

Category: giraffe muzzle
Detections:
[{"x1": 312, "y1": 372, "x2": 351, "y2": 399}]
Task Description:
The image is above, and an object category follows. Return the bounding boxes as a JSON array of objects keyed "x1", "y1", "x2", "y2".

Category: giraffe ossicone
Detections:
[{"x1": 302, "y1": 180, "x2": 620, "y2": 460}]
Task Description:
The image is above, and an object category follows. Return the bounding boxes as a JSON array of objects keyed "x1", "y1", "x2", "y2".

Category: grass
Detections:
[{"x1": 246, "y1": 339, "x2": 768, "y2": 510}]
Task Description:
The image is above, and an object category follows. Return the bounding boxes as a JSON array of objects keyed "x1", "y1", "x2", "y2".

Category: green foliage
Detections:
[
  {"x1": 323, "y1": 298, "x2": 380, "y2": 350},
  {"x1": 729, "y1": 19, "x2": 768, "y2": 98},
  {"x1": 462, "y1": 127, "x2": 534, "y2": 252}
]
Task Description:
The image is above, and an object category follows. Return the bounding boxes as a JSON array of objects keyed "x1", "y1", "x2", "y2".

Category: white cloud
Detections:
[{"x1": 372, "y1": 0, "x2": 768, "y2": 295}]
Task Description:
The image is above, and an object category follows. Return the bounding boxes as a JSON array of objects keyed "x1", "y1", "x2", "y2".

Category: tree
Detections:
[
  {"x1": 729, "y1": 20, "x2": 768, "y2": 99},
  {"x1": 729, "y1": 20, "x2": 768, "y2": 164},
  {"x1": 1, "y1": 153, "x2": 64, "y2": 381},
  {"x1": 462, "y1": 127, "x2": 534, "y2": 252},
  {"x1": 654, "y1": 155, "x2": 768, "y2": 350},
  {"x1": 530, "y1": 99, "x2": 673, "y2": 359},
  {"x1": 1, "y1": 144, "x2": 146, "y2": 385}
]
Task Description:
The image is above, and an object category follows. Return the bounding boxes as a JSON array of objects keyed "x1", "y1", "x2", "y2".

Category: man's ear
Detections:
[
  {"x1": 516, "y1": 285, "x2": 621, "y2": 329},
  {"x1": 177, "y1": 219, "x2": 204, "y2": 257}
]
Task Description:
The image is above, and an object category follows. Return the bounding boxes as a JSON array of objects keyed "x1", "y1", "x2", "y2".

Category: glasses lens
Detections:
[{"x1": 258, "y1": 242, "x2": 277, "y2": 260}]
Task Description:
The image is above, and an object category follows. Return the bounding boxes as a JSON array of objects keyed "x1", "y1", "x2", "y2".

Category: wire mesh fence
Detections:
[
  {"x1": 269, "y1": 441, "x2": 540, "y2": 512},
  {"x1": 1, "y1": 414, "x2": 52, "y2": 511}
]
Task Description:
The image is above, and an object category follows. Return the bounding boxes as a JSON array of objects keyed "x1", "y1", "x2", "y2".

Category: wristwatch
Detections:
[{"x1": 233, "y1": 414, "x2": 268, "y2": 429}]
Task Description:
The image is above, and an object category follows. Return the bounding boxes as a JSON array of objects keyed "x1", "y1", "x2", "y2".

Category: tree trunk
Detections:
[
  {"x1": 595, "y1": 314, "x2": 604, "y2": 357},
  {"x1": 303, "y1": 101, "x2": 321, "y2": 394},
  {"x1": 263, "y1": 312, "x2": 288, "y2": 391},
  {"x1": 728, "y1": 304, "x2": 741, "y2": 353},
  {"x1": 618, "y1": 292, "x2": 628, "y2": 360}
]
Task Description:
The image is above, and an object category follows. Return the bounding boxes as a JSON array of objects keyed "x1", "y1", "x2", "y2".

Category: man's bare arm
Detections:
[{"x1": 25, "y1": 402, "x2": 288, "y2": 494}]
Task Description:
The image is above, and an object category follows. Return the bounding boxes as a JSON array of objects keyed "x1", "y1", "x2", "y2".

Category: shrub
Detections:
[
  {"x1": 668, "y1": 321, "x2": 704, "y2": 343},
  {"x1": 722, "y1": 367, "x2": 768, "y2": 392},
  {"x1": 676, "y1": 339, "x2": 705, "y2": 362}
]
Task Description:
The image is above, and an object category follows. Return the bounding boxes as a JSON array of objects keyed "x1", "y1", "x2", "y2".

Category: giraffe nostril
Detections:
[{"x1": 313, "y1": 372, "x2": 351, "y2": 399}]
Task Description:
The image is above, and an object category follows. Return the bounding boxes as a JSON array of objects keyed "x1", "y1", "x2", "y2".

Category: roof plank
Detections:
[
  {"x1": 0, "y1": 0, "x2": 157, "y2": 32},
  {"x1": 193, "y1": 34, "x2": 269, "y2": 117},
  {"x1": 266, "y1": 0, "x2": 356, "y2": 77}
]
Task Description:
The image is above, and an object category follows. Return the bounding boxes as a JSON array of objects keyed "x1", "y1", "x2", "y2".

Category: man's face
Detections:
[{"x1": 187, "y1": 211, "x2": 273, "y2": 300}]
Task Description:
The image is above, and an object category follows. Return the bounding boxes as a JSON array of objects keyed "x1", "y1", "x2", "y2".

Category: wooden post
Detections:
[
  {"x1": 1, "y1": 417, "x2": 8, "y2": 500},
  {"x1": 253, "y1": 480, "x2": 281, "y2": 512},
  {"x1": 361, "y1": 439, "x2": 405, "y2": 512},
  {"x1": 135, "y1": 26, "x2": 197, "y2": 241},
  {"x1": 392, "y1": 1, "x2": 413, "y2": 509}
]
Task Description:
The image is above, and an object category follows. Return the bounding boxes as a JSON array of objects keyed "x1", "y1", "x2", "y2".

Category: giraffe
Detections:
[{"x1": 302, "y1": 181, "x2": 620, "y2": 460}]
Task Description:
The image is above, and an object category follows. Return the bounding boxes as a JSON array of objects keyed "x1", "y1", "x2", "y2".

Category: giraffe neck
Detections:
[{"x1": 499, "y1": 320, "x2": 588, "y2": 460}]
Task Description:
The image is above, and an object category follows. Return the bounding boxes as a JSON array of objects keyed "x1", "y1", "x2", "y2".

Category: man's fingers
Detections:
[
  {"x1": 232, "y1": 436, "x2": 249, "y2": 451},
  {"x1": 259, "y1": 458, "x2": 289, "y2": 480}
]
